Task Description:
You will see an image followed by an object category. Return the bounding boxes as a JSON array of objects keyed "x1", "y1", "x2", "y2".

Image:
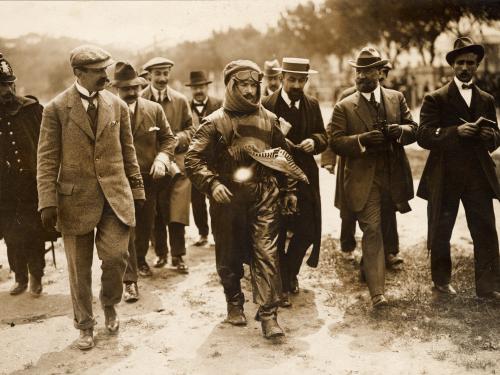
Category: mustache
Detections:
[
  {"x1": 125, "y1": 95, "x2": 138, "y2": 101},
  {"x1": 97, "y1": 77, "x2": 109, "y2": 85},
  {"x1": 243, "y1": 93, "x2": 255, "y2": 100}
]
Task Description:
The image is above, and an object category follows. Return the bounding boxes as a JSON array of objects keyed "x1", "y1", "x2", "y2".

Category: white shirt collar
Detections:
[
  {"x1": 75, "y1": 80, "x2": 96, "y2": 98},
  {"x1": 150, "y1": 85, "x2": 169, "y2": 102},
  {"x1": 360, "y1": 85, "x2": 381, "y2": 103},
  {"x1": 128, "y1": 101, "x2": 137, "y2": 114},
  {"x1": 454, "y1": 77, "x2": 473, "y2": 107},
  {"x1": 280, "y1": 89, "x2": 300, "y2": 109},
  {"x1": 194, "y1": 97, "x2": 208, "y2": 106},
  {"x1": 454, "y1": 76, "x2": 473, "y2": 89}
]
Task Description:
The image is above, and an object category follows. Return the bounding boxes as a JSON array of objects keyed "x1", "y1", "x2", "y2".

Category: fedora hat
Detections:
[
  {"x1": 264, "y1": 59, "x2": 281, "y2": 77},
  {"x1": 445, "y1": 37, "x2": 484, "y2": 65},
  {"x1": 348, "y1": 47, "x2": 388, "y2": 69},
  {"x1": 275, "y1": 57, "x2": 317, "y2": 74},
  {"x1": 185, "y1": 71, "x2": 212, "y2": 86},
  {"x1": 111, "y1": 61, "x2": 143, "y2": 88}
]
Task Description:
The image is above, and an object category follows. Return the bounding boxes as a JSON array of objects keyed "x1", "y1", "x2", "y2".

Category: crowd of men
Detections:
[{"x1": 0, "y1": 35, "x2": 499, "y2": 350}]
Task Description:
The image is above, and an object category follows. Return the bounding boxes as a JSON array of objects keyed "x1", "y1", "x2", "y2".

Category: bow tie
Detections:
[{"x1": 461, "y1": 83, "x2": 473, "y2": 90}]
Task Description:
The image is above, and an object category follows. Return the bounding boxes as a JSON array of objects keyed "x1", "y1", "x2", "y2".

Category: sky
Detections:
[{"x1": 0, "y1": 0, "x2": 316, "y2": 50}]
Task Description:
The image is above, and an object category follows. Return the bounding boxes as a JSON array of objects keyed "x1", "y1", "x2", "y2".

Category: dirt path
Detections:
[{"x1": 1, "y1": 170, "x2": 499, "y2": 375}]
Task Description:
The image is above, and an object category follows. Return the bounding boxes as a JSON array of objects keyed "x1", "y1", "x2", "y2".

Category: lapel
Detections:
[
  {"x1": 381, "y1": 87, "x2": 398, "y2": 123},
  {"x1": 141, "y1": 85, "x2": 153, "y2": 101},
  {"x1": 353, "y1": 91, "x2": 374, "y2": 131},
  {"x1": 470, "y1": 85, "x2": 486, "y2": 120},
  {"x1": 447, "y1": 81, "x2": 473, "y2": 122},
  {"x1": 132, "y1": 98, "x2": 146, "y2": 137},
  {"x1": 67, "y1": 85, "x2": 95, "y2": 140},
  {"x1": 95, "y1": 91, "x2": 112, "y2": 140},
  {"x1": 263, "y1": 89, "x2": 280, "y2": 112}
]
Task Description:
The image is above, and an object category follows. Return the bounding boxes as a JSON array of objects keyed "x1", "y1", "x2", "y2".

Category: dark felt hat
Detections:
[
  {"x1": 263, "y1": 59, "x2": 281, "y2": 77},
  {"x1": 111, "y1": 61, "x2": 143, "y2": 88},
  {"x1": 348, "y1": 47, "x2": 388, "y2": 69},
  {"x1": 185, "y1": 71, "x2": 212, "y2": 86},
  {"x1": 445, "y1": 37, "x2": 484, "y2": 65}
]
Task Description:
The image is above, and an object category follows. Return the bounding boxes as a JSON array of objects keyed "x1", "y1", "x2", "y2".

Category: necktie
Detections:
[
  {"x1": 290, "y1": 100, "x2": 299, "y2": 115},
  {"x1": 80, "y1": 93, "x2": 98, "y2": 134},
  {"x1": 369, "y1": 92, "x2": 379, "y2": 110},
  {"x1": 462, "y1": 83, "x2": 473, "y2": 90}
]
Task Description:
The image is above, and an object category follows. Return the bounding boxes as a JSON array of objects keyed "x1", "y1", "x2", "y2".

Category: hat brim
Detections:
[
  {"x1": 264, "y1": 71, "x2": 281, "y2": 77},
  {"x1": 111, "y1": 77, "x2": 144, "y2": 88},
  {"x1": 348, "y1": 59, "x2": 388, "y2": 69},
  {"x1": 445, "y1": 45, "x2": 485, "y2": 65},
  {"x1": 0, "y1": 76, "x2": 16, "y2": 83},
  {"x1": 145, "y1": 63, "x2": 174, "y2": 71},
  {"x1": 185, "y1": 80, "x2": 212, "y2": 87},
  {"x1": 273, "y1": 67, "x2": 318, "y2": 74}
]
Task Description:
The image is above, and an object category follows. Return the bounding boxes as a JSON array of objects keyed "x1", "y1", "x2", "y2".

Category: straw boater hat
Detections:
[
  {"x1": 263, "y1": 59, "x2": 281, "y2": 77},
  {"x1": 185, "y1": 71, "x2": 212, "y2": 86},
  {"x1": 348, "y1": 47, "x2": 388, "y2": 69},
  {"x1": 274, "y1": 57, "x2": 317, "y2": 74},
  {"x1": 445, "y1": 37, "x2": 484, "y2": 65},
  {"x1": 111, "y1": 61, "x2": 143, "y2": 88}
]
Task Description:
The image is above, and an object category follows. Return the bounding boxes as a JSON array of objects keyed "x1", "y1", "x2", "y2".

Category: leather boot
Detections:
[
  {"x1": 77, "y1": 329, "x2": 94, "y2": 350},
  {"x1": 225, "y1": 292, "x2": 246, "y2": 326},
  {"x1": 256, "y1": 306, "x2": 284, "y2": 339},
  {"x1": 104, "y1": 305, "x2": 119, "y2": 333},
  {"x1": 9, "y1": 281, "x2": 28, "y2": 296},
  {"x1": 29, "y1": 276, "x2": 43, "y2": 298}
]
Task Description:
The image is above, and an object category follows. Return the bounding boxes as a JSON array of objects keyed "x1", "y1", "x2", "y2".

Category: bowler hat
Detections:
[
  {"x1": 445, "y1": 37, "x2": 484, "y2": 65},
  {"x1": 0, "y1": 53, "x2": 16, "y2": 82},
  {"x1": 185, "y1": 71, "x2": 212, "y2": 86},
  {"x1": 275, "y1": 57, "x2": 317, "y2": 74},
  {"x1": 70, "y1": 45, "x2": 113, "y2": 69},
  {"x1": 263, "y1": 59, "x2": 281, "y2": 77},
  {"x1": 111, "y1": 61, "x2": 143, "y2": 88},
  {"x1": 143, "y1": 57, "x2": 174, "y2": 71},
  {"x1": 349, "y1": 47, "x2": 388, "y2": 69}
]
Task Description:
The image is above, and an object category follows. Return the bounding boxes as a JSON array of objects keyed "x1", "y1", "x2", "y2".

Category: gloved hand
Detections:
[
  {"x1": 134, "y1": 199, "x2": 145, "y2": 211},
  {"x1": 387, "y1": 124, "x2": 402, "y2": 140},
  {"x1": 41, "y1": 206, "x2": 57, "y2": 230},
  {"x1": 359, "y1": 130, "x2": 385, "y2": 146},
  {"x1": 150, "y1": 159, "x2": 166, "y2": 179},
  {"x1": 282, "y1": 193, "x2": 298, "y2": 215}
]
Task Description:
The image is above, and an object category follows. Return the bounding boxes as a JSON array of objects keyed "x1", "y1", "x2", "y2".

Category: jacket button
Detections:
[
  {"x1": 9, "y1": 131, "x2": 13, "y2": 135},
  {"x1": 7, "y1": 122, "x2": 11, "y2": 126},
  {"x1": 11, "y1": 141, "x2": 15, "y2": 145},
  {"x1": 14, "y1": 150, "x2": 18, "y2": 154},
  {"x1": 17, "y1": 159, "x2": 21, "y2": 163}
]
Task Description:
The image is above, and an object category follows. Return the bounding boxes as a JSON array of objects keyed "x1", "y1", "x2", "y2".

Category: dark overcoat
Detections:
[
  {"x1": 416, "y1": 80, "x2": 500, "y2": 249},
  {"x1": 262, "y1": 89, "x2": 328, "y2": 267}
]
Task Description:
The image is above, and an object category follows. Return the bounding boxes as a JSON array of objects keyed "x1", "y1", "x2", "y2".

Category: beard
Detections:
[
  {"x1": 355, "y1": 78, "x2": 378, "y2": 93},
  {"x1": 287, "y1": 88, "x2": 304, "y2": 101}
]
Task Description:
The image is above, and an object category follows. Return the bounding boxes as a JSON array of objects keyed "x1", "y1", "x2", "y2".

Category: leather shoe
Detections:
[
  {"x1": 290, "y1": 276, "x2": 299, "y2": 294},
  {"x1": 123, "y1": 282, "x2": 139, "y2": 303},
  {"x1": 372, "y1": 294, "x2": 389, "y2": 308},
  {"x1": 104, "y1": 305, "x2": 119, "y2": 334},
  {"x1": 477, "y1": 291, "x2": 500, "y2": 301},
  {"x1": 154, "y1": 256, "x2": 167, "y2": 268},
  {"x1": 193, "y1": 235, "x2": 208, "y2": 247},
  {"x1": 261, "y1": 318, "x2": 285, "y2": 339},
  {"x1": 9, "y1": 281, "x2": 28, "y2": 296},
  {"x1": 172, "y1": 256, "x2": 189, "y2": 274},
  {"x1": 279, "y1": 292, "x2": 292, "y2": 308},
  {"x1": 386, "y1": 254, "x2": 404, "y2": 270},
  {"x1": 225, "y1": 303, "x2": 247, "y2": 326},
  {"x1": 77, "y1": 329, "x2": 94, "y2": 350},
  {"x1": 138, "y1": 263, "x2": 153, "y2": 277},
  {"x1": 433, "y1": 283, "x2": 457, "y2": 296},
  {"x1": 29, "y1": 276, "x2": 43, "y2": 298}
]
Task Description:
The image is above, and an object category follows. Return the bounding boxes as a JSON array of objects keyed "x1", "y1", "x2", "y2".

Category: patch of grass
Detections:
[{"x1": 317, "y1": 236, "x2": 500, "y2": 357}]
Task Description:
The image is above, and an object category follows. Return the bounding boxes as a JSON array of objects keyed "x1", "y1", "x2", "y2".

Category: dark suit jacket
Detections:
[
  {"x1": 330, "y1": 87, "x2": 416, "y2": 213},
  {"x1": 190, "y1": 96, "x2": 222, "y2": 127},
  {"x1": 416, "y1": 80, "x2": 500, "y2": 249},
  {"x1": 262, "y1": 89, "x2": 328, "y2": 267},
  {"x1": 37, "y1": 85, "x2": 145, "y2": 235},
  {"x1": 132, "y1": 97, "x2": 176, "y2": 173}
]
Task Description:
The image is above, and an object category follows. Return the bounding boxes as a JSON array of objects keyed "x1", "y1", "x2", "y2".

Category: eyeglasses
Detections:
[{"x1": 234, "y1": 70, "x2": 263, "y2": 83}]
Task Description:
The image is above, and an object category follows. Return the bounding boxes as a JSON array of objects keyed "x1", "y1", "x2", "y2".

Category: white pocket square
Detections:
[{"x1": 149, "y1": 126, "x2": 160, "y2": 132}]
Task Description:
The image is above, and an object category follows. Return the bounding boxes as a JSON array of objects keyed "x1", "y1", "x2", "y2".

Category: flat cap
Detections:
[
  {"x1": 143, "y1": 57, "x2": 175, "y2": 71},
  {"x1": 70, "y1": 44, "x2": 113, "y2": 69}
]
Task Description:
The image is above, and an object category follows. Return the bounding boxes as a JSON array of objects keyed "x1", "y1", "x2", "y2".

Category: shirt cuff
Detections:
[{"x1": 357, "y1": 135, "x2": 366, "y2": 153}]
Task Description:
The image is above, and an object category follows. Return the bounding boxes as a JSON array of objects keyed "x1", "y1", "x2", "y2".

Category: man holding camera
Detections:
[{"x1": 329, "y1": 47, "x2": 416, "y2": 308}]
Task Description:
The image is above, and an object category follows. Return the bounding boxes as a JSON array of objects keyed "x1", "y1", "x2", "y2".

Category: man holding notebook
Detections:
[{"x1": 417, "y1": 37, "x2": 500, "y2": 300}]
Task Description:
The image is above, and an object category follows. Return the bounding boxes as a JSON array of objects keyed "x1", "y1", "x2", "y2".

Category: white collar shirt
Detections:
[
  {"x1": 360, "y1": 85, "x2": 381, "y2": 105},
  {"x1": 281, "y1": 89, "x2": 300, "y2": 109},
  {"x1": 150, "y1": 85, "x2": 169, "y2": 103},
  {"x1": 75, "y1": 80, "x2": 98, "y2": 111},
  {"x1": 454, "y1": 76, "x2": 473, "y2": 107}
]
